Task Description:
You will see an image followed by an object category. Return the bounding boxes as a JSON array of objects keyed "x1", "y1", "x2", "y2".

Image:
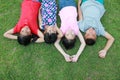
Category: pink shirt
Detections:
[{"x1": 59, "y1": 6, "x2": 79, "y2": 35}]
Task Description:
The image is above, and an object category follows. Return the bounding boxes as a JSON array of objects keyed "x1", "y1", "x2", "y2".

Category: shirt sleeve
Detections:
[
  {"x1": 77, "y1": 20, "x2": 85, "y2": 32},
  {"x1": 13, "y1": 24, "x2": 20, "y2": 34},
  {"x1": 97, "y1": 22, "x2": 105, "y2": 36}
]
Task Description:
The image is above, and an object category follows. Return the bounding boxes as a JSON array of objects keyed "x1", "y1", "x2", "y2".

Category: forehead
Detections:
[
  {"x1": 20, "y1": 29, "x2": 30, "y2": 36},
  {"x1": 65, "y1": 34, "x2": 75, "y2": 40},
  {"x1": 20, "y1": 31, "x2": 28, "y2": 35},
  {"x1": 84, "y1": 33, "x2": 96, "y2": 39}
]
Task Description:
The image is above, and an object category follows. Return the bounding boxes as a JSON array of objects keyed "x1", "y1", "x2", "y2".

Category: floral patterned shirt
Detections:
[{"x1": 41, "y1": 0, "x2": 57, "y2": 30}]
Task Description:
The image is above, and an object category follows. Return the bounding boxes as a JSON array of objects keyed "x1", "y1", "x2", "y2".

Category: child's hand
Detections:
[
  {"x1": 99, "y1": 50, "x2": 107, "y2": 58},
  {"x1": 71, "y1": 55, "x2": 78, "y2": 62},
  {"x1": 31, "y1": 35, "x2": 39, "y2": 43},
  {"x1": 78, "y1": 0, "x2": 82, "y2": 5},
  {"x1": 64, "y1": 54, "x2": 71, "y2": 62}
]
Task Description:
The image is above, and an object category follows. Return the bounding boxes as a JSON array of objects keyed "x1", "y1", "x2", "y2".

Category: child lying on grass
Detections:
[
  {"x1": 54, "y1": 0, "x2": 86, "y2": 62},
  {"x1": 4, "y1": 0, "x2": 44, "y2": 46}
]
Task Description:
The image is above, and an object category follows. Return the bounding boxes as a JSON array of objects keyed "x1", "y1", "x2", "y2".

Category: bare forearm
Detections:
[
  {"x1": 55, "y1": 24, "x2": 63, "y2": 39},
  {"x1": 38, "y1": 9, "x2": 42, "y2": 28},
  {"x1": 4, "y1": 33, "x2": 17, "y2": 40},
  {"x1": 4, "y1": 35, "x2": 17, "y2": 39},
  {"x1": 78, "y1": 6, "x2": 82, "y2": 20},
  {"x1": 98, "y1": 32, "x2": 114, "y2": 58},
  {"x1": 54, "y1": 40, "x2": 67, "y2": 57},
  {"x1": 102, "y1": 32, "x2": 115, "y2": 52},
  {"x1": 76, "y1": 42, "x2": 86, "y2": 57},
  {"x1": 103, "y1": 37, "x2": 114, "y2": 52},
  {"x1": 78, "y1": 0, "x2": 83, "y2": 20},
  {"x1": 4, "y1": 28, "x2": 17, "y2": 39},
  {"x1": 35, "y1": 38, "x2": 44, "y2": 43},
  {"x1": 76, "y1": 31, "x2": 86, "y2": 57}
]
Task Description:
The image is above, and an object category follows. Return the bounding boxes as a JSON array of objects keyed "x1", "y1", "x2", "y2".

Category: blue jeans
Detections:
[
  {"x1": 59, "y1": 0, "x2": 76, "y2": 10},
  {"x1": 82, "y1": 0, "x2": 104, "y2": 4}
]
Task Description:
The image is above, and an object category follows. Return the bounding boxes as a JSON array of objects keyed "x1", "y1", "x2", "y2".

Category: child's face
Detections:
[
  {"x1": 20, "y1": 26, "x2": 31, "y2": 36},
  {"x1": 85, "y1": 28, "x2": 96, "y2": 40},
  {"x1": 44, "y1": 26, "x2": 56, "y2": 34},
  {"x1": 65, "y1": 30, "x2": 75, "y2": 40}
]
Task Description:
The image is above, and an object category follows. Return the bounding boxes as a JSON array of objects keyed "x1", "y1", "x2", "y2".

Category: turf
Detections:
[{"x1": 0, "y1": 0, "x2": 120, "y2": 80}]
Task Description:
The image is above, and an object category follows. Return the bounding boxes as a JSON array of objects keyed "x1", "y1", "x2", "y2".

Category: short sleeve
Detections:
[
  {"x1": 97, "y1": 22, "x2": 105, "y2": 36},
  {"x1": 78, "y1": 20, "x2": 85, "y2": 32},
  {"x1": 13, "y1": 24, "x2": 20, "y2": 34}
]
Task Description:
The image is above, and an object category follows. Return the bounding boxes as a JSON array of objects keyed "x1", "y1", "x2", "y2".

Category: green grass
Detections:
[{"x1": 0, "y1": 0, "x2": 120, "y2": 80}]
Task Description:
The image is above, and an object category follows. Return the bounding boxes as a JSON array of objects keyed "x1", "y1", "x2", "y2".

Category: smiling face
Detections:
[
  {"x1": 65, "y1": 29, "x2": 75, "y2": 40},
  {"x1": 44, "y1": 25, "x2": 57, "y2": 34},
  {"x1": 44, "y1": 25, "x2": 57, "y2": 44},
  {"x1": 62, "y1": 29, "x2": 76, "y2": 49},
  {"x1": 20, "y1": 26, "x2": 31, "y2": 36},
  {"x1": 84, "y1": 28, "x2": 97, "y2": 40}
]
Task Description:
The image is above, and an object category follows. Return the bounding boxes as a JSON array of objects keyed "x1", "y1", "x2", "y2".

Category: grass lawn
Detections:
[{"x1": 0, "y1": 0, "x2": 120, "y2": 80}]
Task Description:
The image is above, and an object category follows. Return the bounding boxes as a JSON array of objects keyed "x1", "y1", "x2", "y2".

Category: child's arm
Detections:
[
  {"x1": 35, "y1": 30, "x2": 44, "y2": 43},
  {"x1": 54, "y1": 39, "x2": 71, "y2": 62},
  {"x1": 38, "y1": 7, "x2": 42, "y2": 28},
  {"x1": 99, "y1": 32, "x2": 114, "y2": 58},
  {"x1": 55, "y1": 24, "x2": 63, "y2": 39},
  {"x1": 3, "y1": 28, "x2": 17, "y2": 39},
  {"x1": 78, "y1": 0, "x2": 83, "y2": 20},
  {"x1": 72, "y1": 31, "x2": 86, "y2": 62}
]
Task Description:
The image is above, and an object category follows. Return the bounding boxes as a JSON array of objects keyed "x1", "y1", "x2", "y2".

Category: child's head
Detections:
[
  {"x1": 17, "y1": 35, "x2": 32, "y2": 46},
  {"x1": 62, "y1": 30, "x2": 76, "y2": 49},
  {"x1": 84, "y1": 27, "x2": 97, "y2": 45},
  {"x1": 17, "y1": 26, "x2": 32, "y2": 45},
  {"x1": 44, "y1": 25, "x2": 57, "y2": 44}
]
